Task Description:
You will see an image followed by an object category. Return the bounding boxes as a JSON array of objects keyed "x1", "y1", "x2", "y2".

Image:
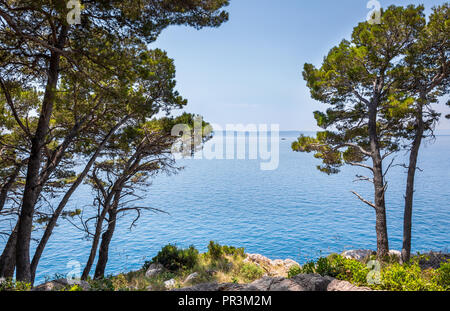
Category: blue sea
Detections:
[{"x1": 2, "y1": 131, "x2": 449, "y2": 283}]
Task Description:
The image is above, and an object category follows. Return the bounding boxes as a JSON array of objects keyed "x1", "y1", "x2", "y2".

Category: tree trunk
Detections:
[
  {"x1": 81, "y1": 203, "x2": 112, "y2": 280},
  {"x1": 0, "y1": 225, "x2": 18, "y2": 278},
  {"x1": 401, "y1": 103, "x2": 425, "y2": 263},
  {"x1": 94, "y1": 210, "x2": 117, "y2": 279},
  {"x1": 368, "y1": 97, "x2": 389, "y2": 258},
  {"x1": 15, "y1": 26, "x2": 68, "y2": 283},
  {"x1": 30, "y1": 117, "x2": 129, "y2": 284},
  {"x1": 372, "y1": 153, "x2": 389, "y2": 258},
  {"x1": 82, "y1": 187, "x2": 124, "y2": 280}
]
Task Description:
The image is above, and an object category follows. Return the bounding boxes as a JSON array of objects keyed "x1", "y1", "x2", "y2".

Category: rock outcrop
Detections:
[
  {"x1": 341, "y1": 249, "x2": 403, "y2": 262},
  {"x1": 184, "y1": 272, "x2": 200, "y2": 284},
  {"x1": 341, "y1": 249, "x2": 374, "y2": 261},
  {"x1": 244, "y1": 254, "x2": 300, "y2": 277},
  {"x1": 145, "y1": 263, "x2": 165, "y2": 278},
  {"x1": 164, "y1": 279, "x2": 177, "y2": 289},
  {"x1": 327, "y1": 279, "x2": 372, "y2": 291},
  {"x1": 175, "y1": 274, "x2": 372, "y2": 292}
]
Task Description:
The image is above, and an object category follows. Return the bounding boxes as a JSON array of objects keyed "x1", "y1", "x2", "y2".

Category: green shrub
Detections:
[
  {"x1": 378, "y1": 262, "x2": 443, "y2": 291},
  {"x1": 64, "y1": 285, "x2": 83, "y2": 291},
  {"x1": 0, "y1": 279, "x2": 32, "y2": 291},
  {"x1": 289, "y1": 254, "x2": 448, "y2": 291},
  {"x1": 287, "y1": 255, "x2": 370, "y2": 285},
  {"x1": 326, "y1": 255, "x2": 370, "y2": 285},
  {"x1": 339, "y1": 258, "x2": 370, "y2": 285},
  {"x1": 316, "y1": 257, "x2": 334, "y2": 276},
  {"x1": 87, "y1": 276, "x2": 114, "y2": 291},
  {"x1": 433, "y1": 261, "x2": 450, "y2": 290},
  {"x1": 223, "y1": 245, "x2": 245, "y2": 258},
  {"x1": 151, "y1": 244, "x2": 199, "y2": 272},
  {"x1": 206, "y1": 241, "x2": 245, "y2": 260},
  {"x1": 301, "y1": 261, "x2": 316, "y2": 274},
  {"x1": 240, "y1": 263, "x2": 265, "y2": 282},
  {"x1": 207, "y1": 241, "x2": 224, "y2": 260},
  {"x1": 288, "y1": 265, "x2": 302, "y2": 278}
]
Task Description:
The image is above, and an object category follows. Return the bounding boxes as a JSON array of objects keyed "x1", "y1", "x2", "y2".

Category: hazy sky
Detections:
[{"x1": 151, "y1": 0, "x2": 450, "y2": 131}]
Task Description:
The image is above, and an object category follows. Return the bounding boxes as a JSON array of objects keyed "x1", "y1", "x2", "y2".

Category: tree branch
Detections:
[{"x1": 351, "y1": 191, "x2": 376, "y2": 210}]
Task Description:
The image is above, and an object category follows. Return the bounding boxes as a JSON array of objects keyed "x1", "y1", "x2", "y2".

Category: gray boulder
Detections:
[
  {"x1": 174, "y1": 274, "x2": 372, "y2": 292},
  {"x1": 145, "y1": 263, "x2": 165, "y2": 278},
  {"x1": 327, "y1": 279, "x2": 372, "y2": 291},
  {"x1": 389, "y1": 250, "x2": 402, "y2": 257},
  {"x1": 184, "y1": 272, "x2": 200, "y2": 284},
  {"x1": 341, "y1": 249, "x2": 374, "y2": 261},
  {"x1": 250, "y1": 276, "x2": 305, "y2": 291},
  {"x1": 291, "y1": 274, "x2": 334, "y2": 291},
  {"x1": 164, "y1": 278, "x2": 177, "y2": 289}
]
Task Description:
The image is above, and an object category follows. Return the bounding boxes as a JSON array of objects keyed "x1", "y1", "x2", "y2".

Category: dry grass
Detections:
[{"x1": 98, "y1": 252, "x2": 265, "y2": 291}]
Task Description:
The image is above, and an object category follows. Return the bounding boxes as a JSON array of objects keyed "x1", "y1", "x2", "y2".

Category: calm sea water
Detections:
[{"x1": 2, "y1": 132, "x2": 449, "y2": 283}]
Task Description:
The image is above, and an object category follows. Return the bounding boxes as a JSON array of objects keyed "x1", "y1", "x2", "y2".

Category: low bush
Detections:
[
  {"x1": 207, "y1": 241, "x2": 224, "y2": 260},
  {"x1": 240, "y1": 263, "x2": 265, "y2": 282},
  {"x1": 206, "y1": 241, "x2": 245, "y2": 260},
  {"x1": 287, "y1": 255, "x2": 368, "y2": 285},
  {"x1": 223, "y1": 245, "x2": 245, "y2": 258},
  {"x1": 316, "y1": 257, "x2": 335, "y2": 277},
  {"x1": 150, "y1": 244, "x2": 199, "y2": 272},
  {"x1": 0, "y1": 279, "x2": 31, "y2": 291},
  {"x1": 329, "y1": 255, "x2": 370, "y2": 285},
  {"x1": 377, "y1": 262, "x2": 443, "y2": 291},
  {"x1": 65, "y1": 284, "x2": 84, "y2": 291},
  {"x1": 287, "y1": 254, "x2": 449, "y2": 291},
  {"x1": 288, "y1": 265, "x2": 302, "y2": 278},
  {"x1": 433, "y1": 261, "x2": 450, "y2": 290},
  {"x1": 301, "y1": 261, "x2": 316, "y2": 274}
]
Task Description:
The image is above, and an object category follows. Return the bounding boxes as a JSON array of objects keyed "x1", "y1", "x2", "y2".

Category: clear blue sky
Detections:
[{"x1": 151, "y1": 0, "x2": 450, "y2": 131}]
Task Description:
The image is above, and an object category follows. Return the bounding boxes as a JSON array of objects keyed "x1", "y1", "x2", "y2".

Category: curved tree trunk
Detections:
[
  {"x1": 82, "y1": 175, "x2": 127, "y2": 280},
  {"x1": 401, "y1": 103, "x2": 425, "y2": 263},
  {"x1": 81, "y1": 192, "x2": 120, "y2": 280},
  {"x1": 16, "y1": 63, "x2": 58, "y2": 282},
  {"x1": 94, "y1": 210, "x2": 117, "y2": 279},
  {"x1": 81, "y1": 206, "x2": 109, "y2": 281},
  {"x1": 16, "y1": 26, "x2": 68, "y2": 282}
]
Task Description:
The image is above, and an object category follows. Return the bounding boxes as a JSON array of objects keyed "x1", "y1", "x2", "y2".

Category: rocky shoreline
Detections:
[
  {"x1": 172, "y1": 252, "x2": 373, "y2": 292},
  {"x1": 33, "y1": 251, "x2": 367, "y2": 291},
  {"x1": 31, "y1": 250, "x2": 450, "y2": 291},
  {"x1": 175, "y1": 274, "x2": 372, "y2": 292}
]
